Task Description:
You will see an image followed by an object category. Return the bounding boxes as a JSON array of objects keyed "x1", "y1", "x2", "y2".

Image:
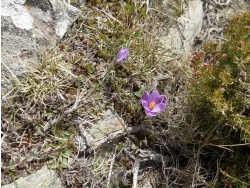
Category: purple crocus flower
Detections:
[
  {"x1": 141, "y1": 90, "x2": 167, "y2": 117},
  {"x1": 115, "y1": 48, "x2": 129, "y2": 64}
]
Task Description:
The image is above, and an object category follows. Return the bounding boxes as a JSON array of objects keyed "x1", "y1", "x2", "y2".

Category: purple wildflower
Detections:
[
  {"x1": 115, "y1": 48, "x2": 129, "y2": 64},
  {"x1": 141, "y1": 90, "x2": 167, "y2": 117}
]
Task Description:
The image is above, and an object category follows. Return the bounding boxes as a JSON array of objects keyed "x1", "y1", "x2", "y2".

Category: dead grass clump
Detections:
[{"x1": 1, "y1": 48, "x2": 106, "y2": 184}]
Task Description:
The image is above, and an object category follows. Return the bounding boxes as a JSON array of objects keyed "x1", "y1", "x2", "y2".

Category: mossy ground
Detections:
[{"x1": 1, "y1": 1, "x2": 249, "y2": 187}]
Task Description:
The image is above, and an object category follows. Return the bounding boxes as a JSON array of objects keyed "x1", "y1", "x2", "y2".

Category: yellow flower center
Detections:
[{"x1": 148, "y1": 101, "x2": 156, "y2": 110}]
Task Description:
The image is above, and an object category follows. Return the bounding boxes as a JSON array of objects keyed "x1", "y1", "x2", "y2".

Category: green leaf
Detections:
[{"x1": 134, "y1": 85, "x2": 145, "y2": 98}]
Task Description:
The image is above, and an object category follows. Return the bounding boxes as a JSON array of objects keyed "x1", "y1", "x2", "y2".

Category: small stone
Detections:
[{"x1": 76, "y1": 110, "x2": 127, "y2": 152}]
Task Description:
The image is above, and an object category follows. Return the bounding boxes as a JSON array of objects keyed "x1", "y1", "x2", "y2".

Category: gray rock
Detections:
[
  {"x1": 75, "y1": 110, "x2": 128, "y2": 152},
  {"x1": 161, "y1": 0, "x2": 250, "y2": 60},
  {"x1": 1, "y1": 0, "x2": 81, "y2": 96},
  {"x1": 161, "y1": 0, "x2": 203, "y2": 58},
  {"x1": 2, "y1": 166, "x2": 63, "y2": 188}
]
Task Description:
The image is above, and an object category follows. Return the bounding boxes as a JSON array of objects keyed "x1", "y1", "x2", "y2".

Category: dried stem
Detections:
[
  {"x1": 43, "y1": 89, "x2": 85, "y2": 132},
  {"x1": 107, "y1": 147, "x2": 117, "y2": 187},
  {"x1": 132, "y1": 159, "x2": 140, "y2": 188}
]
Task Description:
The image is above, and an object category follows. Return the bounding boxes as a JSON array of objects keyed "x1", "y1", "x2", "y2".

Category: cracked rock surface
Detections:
[{"x1": 1, "y1": 0, "x2": 81, "y2": 97}]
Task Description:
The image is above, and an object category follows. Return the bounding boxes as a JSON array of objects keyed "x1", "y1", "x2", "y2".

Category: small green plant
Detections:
[{"x1": 46, "y1": 124, "x2": 77, "y2": 169}]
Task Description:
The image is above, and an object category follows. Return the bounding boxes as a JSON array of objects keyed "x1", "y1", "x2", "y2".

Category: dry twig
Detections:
[
  {"x1": 132, "y1": 159, "x2": 140, "y2": 188},
  {"x1": 107, "y1": 147, "x2": 118, "y2": 187},
  {"x1": 43, "y1": 89, "x2": 86, "y2": 132}
]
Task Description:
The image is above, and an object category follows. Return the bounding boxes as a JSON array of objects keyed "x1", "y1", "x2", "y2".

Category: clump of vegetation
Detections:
[
  {"x1": 64, "y1": 0, "x2": 175, "y2": 125},
  {"x1": 190, "y1": 12, "x2": 250, "y2": 141},
  {"x1": 189, "y1": 12, "x2": 250, "y2": 186},
  {"x1": 1, "y1": 50, "x2": 87, "y2": 182}
]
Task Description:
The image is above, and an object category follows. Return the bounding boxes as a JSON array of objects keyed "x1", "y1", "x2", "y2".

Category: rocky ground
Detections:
[{"x1": 1, "y1": 0, "x2": 250, "y2": 187}]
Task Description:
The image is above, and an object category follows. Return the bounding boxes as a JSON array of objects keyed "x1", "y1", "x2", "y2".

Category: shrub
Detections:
[
  {"x1": 190, "y1": 12, "x2": 250, "y2": 141},
  {"x1": 189, "y1": 12, "x2": 250, "y2": 187}
]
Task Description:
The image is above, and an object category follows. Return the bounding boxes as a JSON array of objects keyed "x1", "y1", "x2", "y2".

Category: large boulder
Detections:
[{"x1": 1, "y1": 0, "x2": 81, "y2": 96}]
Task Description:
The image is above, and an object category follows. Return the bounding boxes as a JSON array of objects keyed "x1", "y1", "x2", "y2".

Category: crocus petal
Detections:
[
  {"x1": 147, "y1": 90, "x2": 160, "y2": 106},
  {"x1": 115, "y1": 48, "x2": 129, "y2": 64},
  {"x1": 151, "y1": 96, "x2": 167, "y2": 112},
  {"x1": 148, "y1": 92, "x2": 166, "y2": 109},
  {"x1": 145, "y1": 110, "x2": 157, "y2": 117},
  {"x1": 149, "y1": 97, "x2": 165, "y2": 112},
  {"x1": 151, "y1": 103, "x2": 166, "y2": 113},
  {"x1": 141, "y1": 90, "x2": 167, "y2": 116},
  {"x1": 141, "y1": 91, "x2": 149, "y2": 107},
  {"x1": 155, "y1": 95, "x2": 166, "y2": 104}
]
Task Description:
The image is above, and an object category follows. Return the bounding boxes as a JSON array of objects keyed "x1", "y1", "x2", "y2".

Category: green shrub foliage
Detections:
[{"x1": 190, "y1": 12, "x2": 250, "y2": 141}]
